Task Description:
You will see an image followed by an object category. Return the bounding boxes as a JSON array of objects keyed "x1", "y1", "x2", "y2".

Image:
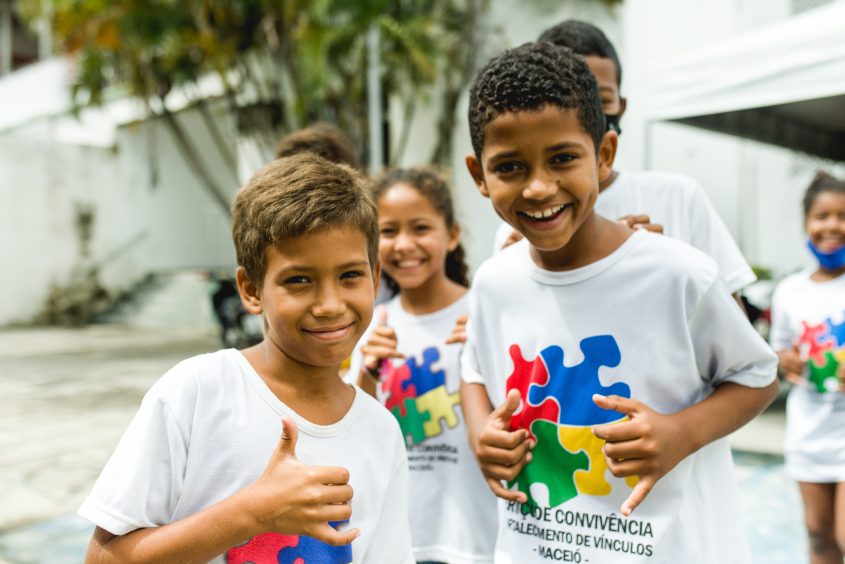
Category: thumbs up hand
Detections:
[
  {"x1": 473, "y1": 389, "x2": 534, "y2": 502},
  {"x1": 243, "y1": 417, "x2": 359, "y2": 546},
  {"x1": 360, "y1": 306, "x2": 404, "y2": 380},
  {"x1": 777, "y1": 343, "x2": 805, "y2": 385}
]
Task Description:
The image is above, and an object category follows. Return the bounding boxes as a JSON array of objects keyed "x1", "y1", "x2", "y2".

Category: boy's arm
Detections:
[
  {"x1": 461, "y1": 382, "x2": 533, "y2": 502},
  {"x1": 592, "y1": 379, "x2": 777, "y2": 516},
  {"x1": 85, "y1": 417, "x2": 358, "y2": 564}
]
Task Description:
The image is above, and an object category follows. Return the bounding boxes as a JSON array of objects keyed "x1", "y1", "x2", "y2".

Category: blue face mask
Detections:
[{"x1": 807, "y1": 240, "x2": 845, "y2": 270}]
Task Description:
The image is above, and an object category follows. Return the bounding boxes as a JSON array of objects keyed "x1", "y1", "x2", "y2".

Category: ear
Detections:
[
  {"x1": 371, "y1": 260, "x2": 382, "y2": 300},
  {"x1": 618, "y1": 96, "x2": 628, "y2": 120},
  {"x1": 465, "y1": 154, "x2": 489, "y2": 198},
  {"x1": 236, "y1": 266, "x2": 263, "y2": 315},
  {"x1": 597, "y1": 130, "x2": 618, "y2": 184},
  {"x1": 447, "y1": 223, "x2": 462, "y2": 253}
]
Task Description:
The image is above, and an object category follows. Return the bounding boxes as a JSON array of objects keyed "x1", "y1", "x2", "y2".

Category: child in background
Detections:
[
  {"x1": 275, "y1": 122, "x2": 362, "y2": 171},
  {"x1": 769, "y1": 171, "x2": 845, "y2": 564},
  {"x1": 461, "y1": 42, "x2": 778, "y2": 563},
  {"x1": 350, "y1": 167, "x2": 497, "y2": 564},
  {"x1": 78, "y1": 153, "x2": 412, "y2": 563}
]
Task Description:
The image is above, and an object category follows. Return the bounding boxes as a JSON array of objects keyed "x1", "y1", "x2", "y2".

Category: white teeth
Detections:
[
  {"x1": 397, "y1": 259, "x2": 423, "y2": 268},
  {"x1": 523, "y1": 204, "x2": 566, "y2": 219}
]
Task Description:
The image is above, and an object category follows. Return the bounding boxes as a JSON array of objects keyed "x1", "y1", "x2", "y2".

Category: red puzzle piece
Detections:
[
  {"x1": 505, "y1": 345, "x2": 560, "y2": 441},
  {"x1": 228, "y1": 532, "x2": 299, "y2": 564},
  {"x1": 800, "y1": 321, "x2": 835, "y2": 366},
  {"x1": 381, "y1": 361, "x2": 417, "y2": 416}
]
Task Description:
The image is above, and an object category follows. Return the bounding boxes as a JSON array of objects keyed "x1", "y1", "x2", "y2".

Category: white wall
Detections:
[{"x1": 0, "y1": 100, "x2": 238, "y2": 325}]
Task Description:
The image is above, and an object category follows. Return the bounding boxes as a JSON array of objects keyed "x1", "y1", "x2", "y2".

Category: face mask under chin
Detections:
[{"x1": 807, "y1": 239, "x2": 845, "y2": 270}]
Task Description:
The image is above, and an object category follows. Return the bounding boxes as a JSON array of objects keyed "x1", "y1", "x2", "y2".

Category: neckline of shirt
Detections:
[
  {"x1": 523, "y1": 228, "x2": 647, "y2": 286},
  {"x1": 228, "y1": 349, "x2": 363, "y2": 437},
  {"x1": 800, "y1": 268, "x2": 845, "y2": 286},
  {"x1": 386, "y1": 292, "x2": 468, "y2": 326}
]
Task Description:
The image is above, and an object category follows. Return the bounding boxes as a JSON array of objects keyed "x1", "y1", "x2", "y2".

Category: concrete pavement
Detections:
[{"x1": 0, "y1": 324, "x2": 219, "y2": 562}]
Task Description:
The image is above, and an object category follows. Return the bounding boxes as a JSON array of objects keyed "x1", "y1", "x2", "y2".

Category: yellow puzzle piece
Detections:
[
  {"x1": 559, "y1": 419, "x2": 638, "y2": 496},
  {"x1": 416, "y1": 386, "x2": 461, "y2": 437}
]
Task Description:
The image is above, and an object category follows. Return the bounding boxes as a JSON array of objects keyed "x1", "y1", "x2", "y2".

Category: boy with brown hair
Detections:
[
  {"x1": 78, "y1": 153, "x2": 413, "y2": 563},
  {"x1": 460, "y1": 42, "x2": 778, "y2": 563}
]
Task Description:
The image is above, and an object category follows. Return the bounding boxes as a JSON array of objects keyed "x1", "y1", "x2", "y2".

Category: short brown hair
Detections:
[
  {"x1": 232, "y1": 153, "x2": 378, "y2": 285},
  {"x1": 274, "y1": 123, "x2": 362, "y2": 171}
]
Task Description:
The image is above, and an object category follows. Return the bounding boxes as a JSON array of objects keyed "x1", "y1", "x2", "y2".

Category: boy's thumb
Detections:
[
  {"x1": 278, "y1": 416, "x2": 299, "y2": 457},
  {"x1": 495, "y1": 389, "x2": 522, "y2": 422},
  {"x1": 377, "y1": 305, "x2": 388, "y2": 327}
]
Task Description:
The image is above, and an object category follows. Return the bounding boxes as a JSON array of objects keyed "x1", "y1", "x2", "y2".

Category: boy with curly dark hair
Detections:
[
  {"x1": 495, "y1": 20, "x2": 756, "y2": 303},
  {"x1": 460, "y1": 42, "x2": 778, "y2": 563}
]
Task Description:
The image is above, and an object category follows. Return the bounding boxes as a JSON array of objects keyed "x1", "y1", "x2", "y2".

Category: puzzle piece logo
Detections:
[
  {"x1": 381, "y1": 347, "x2": 460, "y2": 446},
  {"x1": 800, "y1": 316, "x2": 845, "y2": 393},
  {"x1": 227, "y1": 522, "x2": 352, "y2": 564},
  {"x1": 506, "y1": 336, "x2": 632, "y2": 508}
]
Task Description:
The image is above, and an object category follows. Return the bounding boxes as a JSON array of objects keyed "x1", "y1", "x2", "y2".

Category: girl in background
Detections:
[
  {"x1": 350, "y1": 167, "x2": 495, "y2": 564},
  {"x1": 770, "y1": 171, "x2": 845, "y2": 564}
]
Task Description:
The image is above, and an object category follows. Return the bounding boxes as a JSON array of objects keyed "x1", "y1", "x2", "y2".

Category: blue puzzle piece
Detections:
[
  {"x1": 277, "y1": 521, "x2": 352, "y2": 564},
  {"x1": 527, "y1": 335, "x2": 630, "y2": 426},
  {"x1": 404, "y1": 347, "x2": 446, "y2": 396},
  {"x1": 827, "y1": 317, "x2": 845, "y2": 348}
]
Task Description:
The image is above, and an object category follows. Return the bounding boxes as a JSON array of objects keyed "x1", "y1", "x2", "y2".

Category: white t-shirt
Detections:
[
  {"x1": 349, "y1": 295, "x2": 497, "y2": 564},
  {"x1": 494, "y1": 170, "x2": 755, "y2": 294},
  {"x1": 78, "y1": 349, "x2": 413, "y2": 564},
  {"x1": 462, "y1": 230, "x2": 776, "y2": 564},
  {"x1": 769, "y1": 270, "x2": 845, "y2": 482}
]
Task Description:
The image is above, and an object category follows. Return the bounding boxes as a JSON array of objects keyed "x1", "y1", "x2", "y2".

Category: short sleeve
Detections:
[
  {"x1": 77, "y1": 383, "x2": 190, "y2": 535},
  {"x1": 689, "y1": 277, "x2": 777, "y2": 388},
  {"x1": 768, "y1": 283, "x2": 794, "y2": 352},
  {"x1": 460, "y1": 298, "x2": 485, "y2": 385},
  {"x1": 359, "y1": 431, "x2": 414, "y2": 564},
  {"x1": 686, "y1": 180, "x2": 756, "y2": 294}
]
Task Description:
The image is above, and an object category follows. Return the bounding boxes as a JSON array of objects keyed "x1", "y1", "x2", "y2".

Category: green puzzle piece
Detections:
[
  {"x1": 392, "y1": 397, "x2": 430, "y2": 446},
  {"x1": 509, "y1": 419, "x2": 589, "y2": 507},
  {"x1": 809, "y1": 350, "x2": 840, "y2": 394}
]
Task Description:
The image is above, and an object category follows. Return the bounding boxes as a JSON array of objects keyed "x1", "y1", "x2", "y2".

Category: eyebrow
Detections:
[
  {"x1": 488, "y1": 142, "x2": 584, "y2": 163},
  {"x1": 280, "y1": 259, "x2": 370, "y2": 273}
]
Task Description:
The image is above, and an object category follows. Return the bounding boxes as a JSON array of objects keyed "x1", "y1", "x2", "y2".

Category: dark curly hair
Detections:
[
  {"x1": 468, "y1": 42, "x2": 605, "y2": 158},
  {"x1": 373, "y1": 167, "x2": 470, "y2": 295},
  {"x1": 538, "y1": 20, "x2": 622, "y2": 88},
  {"x1": 803, "y1": 171, "x2": 845, "y2": 219}
]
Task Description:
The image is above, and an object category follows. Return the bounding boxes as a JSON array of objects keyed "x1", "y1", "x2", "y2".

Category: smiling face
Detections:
[
  {"x1": 238, "y1": 225, "x2": 378, "y2": 369},
  {"x1": 376, "y1": 183, "x2": 459, "y2": 292},
  {"x1": 467, "y1": 105, "x2": 616, "y2": 261},
  {"x1": 806, "y1": 191, "x2": 845, "y2": 253}
]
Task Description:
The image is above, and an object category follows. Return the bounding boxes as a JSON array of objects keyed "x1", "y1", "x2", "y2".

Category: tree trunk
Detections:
[{"x1": 159, "y1": 106, "x2": 233, "y2": 218}]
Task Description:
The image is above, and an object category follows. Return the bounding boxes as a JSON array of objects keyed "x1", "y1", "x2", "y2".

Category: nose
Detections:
[
  {"x1": 522, "y1": 171, "x2": 558, "y2": 201},
  {"x1": 393, "y1": 229, "x2": 415, "y2": 253},
  {"x1": 311, "y1": 282, "x2": 347, "y2": 318}
]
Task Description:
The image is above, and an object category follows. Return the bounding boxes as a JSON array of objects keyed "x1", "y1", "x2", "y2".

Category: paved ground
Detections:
[
  {"x1": 0, "y1": 324, "x2": 808, "y2": 563},
  {"x1": 0, "y1": 324, "x2": 219, "y2": 563}
]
